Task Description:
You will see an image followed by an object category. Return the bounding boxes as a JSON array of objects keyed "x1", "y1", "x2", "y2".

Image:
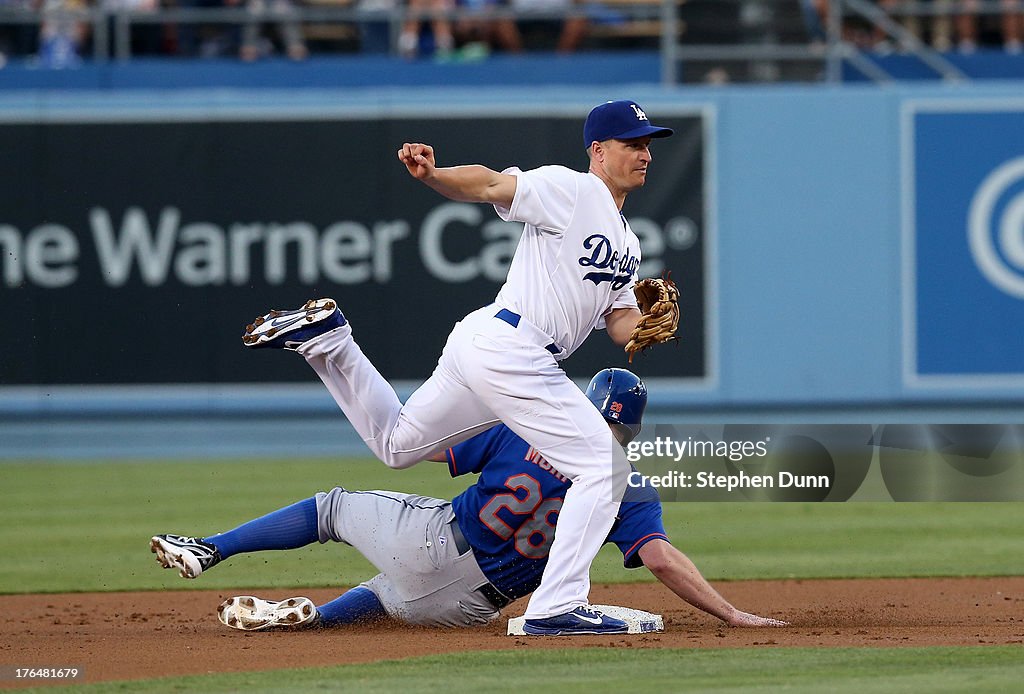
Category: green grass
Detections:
[
  {"x1": 0, "y1": 458, "x2": 467, "y2": 594},
  {"x1": 4, "y1": 458, "x2": 1021, "y2": 693},
  {"x1": 1, "y1": 457, "x2": 1022, "y2": 593},
  {"x1": 659, "y1": 501, "x2": 1024, "y2": 581},
  {"x1": 16, "y1": 647, "x2": 1024, "y2": 694}
]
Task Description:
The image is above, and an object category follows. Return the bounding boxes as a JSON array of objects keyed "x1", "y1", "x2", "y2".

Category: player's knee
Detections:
[
  {"x1": 314, "y1": 487, "x2": 348, "y2": 542},
  {"x1": 378, "y1": 450, "x2": 423, "y2": 469},
  {"x1": 382, "y1": 426, "x2": 433, "y2": 469}
]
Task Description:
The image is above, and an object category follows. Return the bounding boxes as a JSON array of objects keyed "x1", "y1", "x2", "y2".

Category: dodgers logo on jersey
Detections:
[{"x1": 578, "y1": 234, "x2": 639, "y2": 290}]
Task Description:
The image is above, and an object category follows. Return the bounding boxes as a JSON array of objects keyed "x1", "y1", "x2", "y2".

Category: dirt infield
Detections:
[{"x1": 2, "y1": 577, "x2": 1022, "y2": 688}]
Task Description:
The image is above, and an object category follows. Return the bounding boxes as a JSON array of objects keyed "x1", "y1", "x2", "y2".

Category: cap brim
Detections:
[{"x1": 612, "y1": 125, "x2": 674, "y2": 140}]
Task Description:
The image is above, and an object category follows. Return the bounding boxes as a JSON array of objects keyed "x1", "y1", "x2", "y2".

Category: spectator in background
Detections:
[
  {"x1": 501, "y1": 0, "x2": 588, "y2": 53},
  {"x1": 451, "y1": 0, "x2": 520, "y2": 55},
  {"x1": 810, "y1": 0, "x2": 875, "y2": 48},
  {"x1": 868, "y1": 0, "x2": 1023, "y2": 54},
  {"x1": 1002, "y1": 0, "x2": 1024, "y2": 52},
  {"x1": 1, "y1": 1, "x2": 35, "y2": 65},
  {"x1": 953, "y1": 0, "x2": 1024, "y2": 53},
  {"x1": 864, "y1": 1, "x2": 959, "y2": 53},
  {"x1": 238, "y1": 0, "x2": 308, "y2": 60},
  {"x1": 926, "y1": 0, "x2": 955, "y2": 51},
  {"x1": 355, "y1": 0, "x2": 394, "y2": 53},
  {"x1": 398, "y1": 0, "x2": 454, "y2": 58},
  {"x1": 953, "y1": 0, "x2": 981, "y2": 52},
  {"x1": 100, "y1": 0, "x2": 167, "y2": 56},
  {"x1": 173, "y1": 0, "x2": 239, "y2": 57},
  {"x1": 37, "y1": 0, "x2": 89, "y2": 67},
  {"x1": 799, "y1": 0, "x2": 827, "y2": 42}
]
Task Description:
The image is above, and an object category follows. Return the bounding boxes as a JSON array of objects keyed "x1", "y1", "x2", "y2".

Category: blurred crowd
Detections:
[
  {"x1": 2, "y1": 0, "x2": 1023, "y2": 68},
  {"x1": 0, "y1": 0, "x2": 602, "y2": 66},
  {"x1": 0, "y1": 0, "x2": 317, "y2": 65},
  {"x1": 809, "y1": 0, "x2": 1024, "y2": 53}
]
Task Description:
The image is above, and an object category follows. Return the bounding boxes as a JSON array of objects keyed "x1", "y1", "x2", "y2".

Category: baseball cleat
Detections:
[
  {"x1": 150, "y1": 534, "x2": 222, "y2": 579},
  {"x1": 218, "y1": 596, "x2": 320, "y2": 631},
  {"x1": 242, "y1": 298, "x2": 347, "y2": 350},
  {"x1": 521, "y1": 605, "x2": 629, "y2": 636}
]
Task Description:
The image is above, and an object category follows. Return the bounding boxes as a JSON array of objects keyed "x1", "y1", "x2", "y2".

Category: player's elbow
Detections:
[
  {"x1": 644, "y1": 555, "x2": 673, "y2": 577},
  {"x1": 637, "y1": 539, "x2": 674, "y2": 575},
  {"x1": 478, "y1": 174, "x2": 516, "y2": 209}
]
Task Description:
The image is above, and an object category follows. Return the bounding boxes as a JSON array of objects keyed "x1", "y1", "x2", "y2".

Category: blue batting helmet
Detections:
[{"x1": 585, "y1": 368, "x2": 648, "y2": 445}]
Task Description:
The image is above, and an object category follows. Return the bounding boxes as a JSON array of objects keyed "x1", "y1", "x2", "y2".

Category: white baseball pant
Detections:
[{"x1": 298, "y1": 304, "x2": 629, "y2": 619}]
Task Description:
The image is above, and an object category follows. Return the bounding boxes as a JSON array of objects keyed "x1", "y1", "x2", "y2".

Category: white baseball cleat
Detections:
[
  {"x1": 242, "y1": 298, "x2": 347, "y2": 350},
  {"x1": 218, "y1": 596, "x2": 320, "y2": 631},
  {"x1": 150, "y1": 534, "x2": 222, "y2": 579}
]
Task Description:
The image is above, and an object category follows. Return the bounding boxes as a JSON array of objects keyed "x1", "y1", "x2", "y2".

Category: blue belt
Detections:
[{"x1": 494, "y1": 309, "x2": 560, "y2": 355}]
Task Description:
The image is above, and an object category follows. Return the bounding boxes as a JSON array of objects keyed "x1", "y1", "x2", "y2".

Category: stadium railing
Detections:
[{"x1": 0, "y1": 1, "x2": 1020, "y2": 82}]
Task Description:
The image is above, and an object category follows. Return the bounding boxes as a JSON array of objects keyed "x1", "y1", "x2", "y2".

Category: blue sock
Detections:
[
  {"x1": 316, "y1": 587, "x2": 387, "y2": 627},
  {"x1": 203, "y1": 497, "x2": 319, "y2": 559}
]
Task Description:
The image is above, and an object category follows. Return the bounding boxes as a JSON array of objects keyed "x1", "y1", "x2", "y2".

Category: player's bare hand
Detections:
[
  {"x1": 398, "y1": 143, "x2": 436, "y2": 180},
  {"x1": 727, "y1": 610, "x2": 789, "y2": 627}
]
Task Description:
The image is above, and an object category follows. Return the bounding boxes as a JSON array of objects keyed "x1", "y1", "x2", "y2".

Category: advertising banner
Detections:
[
  {"x1": 1, "y1": 112, "x2": 709, "y2": 385},
  {"x1": 906, "y1": 104, "x2": 1024, "y2": 385}
]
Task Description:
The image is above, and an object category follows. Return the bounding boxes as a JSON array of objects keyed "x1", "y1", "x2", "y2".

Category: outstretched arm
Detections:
[
  {"x1": 637, "y1": 539, "x2": 788, "y2": 627},
  {"x1": 398, "y1": 142, "x2": 517, "y2": 208}
]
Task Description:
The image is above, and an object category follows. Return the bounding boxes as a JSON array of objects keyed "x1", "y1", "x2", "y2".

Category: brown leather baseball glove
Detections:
[{"x1": 625, "y1": 275, "x2": 680, "y2": 363}]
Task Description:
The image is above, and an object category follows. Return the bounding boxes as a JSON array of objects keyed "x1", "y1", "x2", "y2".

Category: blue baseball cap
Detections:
[{"x1": 583, "y1": 100, "x2": 674, "y2": 149}]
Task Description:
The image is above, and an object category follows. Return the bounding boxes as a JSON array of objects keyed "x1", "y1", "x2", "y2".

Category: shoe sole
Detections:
[
  {"x1": 521, "y1": 625, "x2": 629, "y2": 636},
  {"x1": 218, "y1": 596, "x2": 317, "y2": 631},
  {"x1": 150, "y1": 536, "x2": 202, "y2": 579},
  {"x1": 522, "y1": 610, "x2": 630, "y2": 636},
  {"x1": 242, "y1": 298, "x2": 337, "y2": 348}
]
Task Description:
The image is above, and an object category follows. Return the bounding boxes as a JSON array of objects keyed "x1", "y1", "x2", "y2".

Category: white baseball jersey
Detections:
[
  {"x1": 492, "y1": 165, "x2": 641, "y2": 358},
  {"x1": 302, "y1": 163, "x2": 642, "y2": 619}
]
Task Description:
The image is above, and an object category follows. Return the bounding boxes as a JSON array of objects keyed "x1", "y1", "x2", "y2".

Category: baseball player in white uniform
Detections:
[{"x1": 242, "y1": 100, "x2": 674, "y2": 635}]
